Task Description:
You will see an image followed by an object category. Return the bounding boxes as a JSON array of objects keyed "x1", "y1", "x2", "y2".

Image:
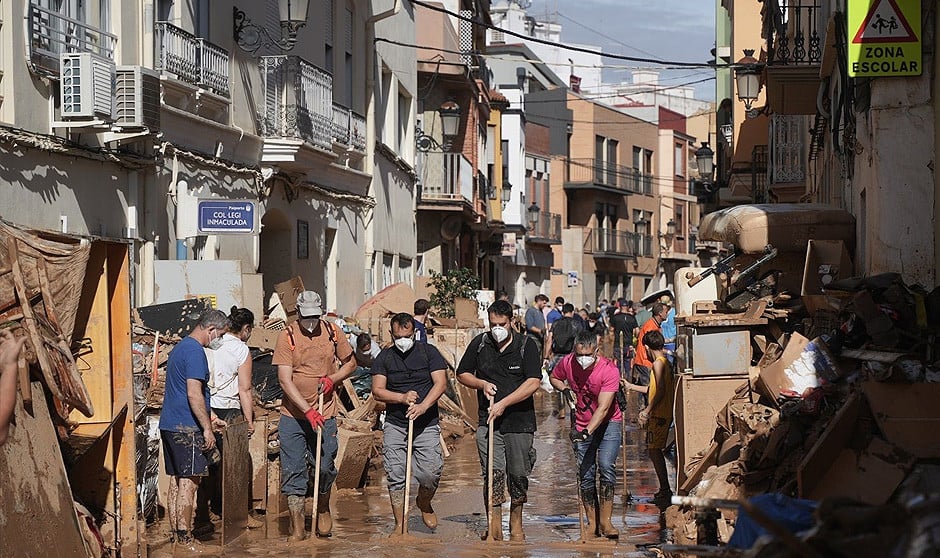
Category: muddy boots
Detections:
[
  {"x1": 486, "y1": 505, "x2": 503, "y2": 541},
  {"x1": 389, "y1": 490, "x2": 405, "y2": 536},
  {"x1": 287, "y1": 495, "x2": 307, "y2": 542},
  {"x1": 580, "y1": 488, "x2": 598, "y2": 538},
  {"x1": 509, "y1": 501, "x2": 525, "y2": 542},
  {"x1": 597, "y1": 483, "x2": 620, "y2": 539},
  {"x1": 415, "y1": 486, "x2": 438, "y2": 530},
  {"x1": 316, "y1": 488, "x2": 333, "y2": 537}
]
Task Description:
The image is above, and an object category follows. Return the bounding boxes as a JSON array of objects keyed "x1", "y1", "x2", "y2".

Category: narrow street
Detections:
[{"x1": 151, "y1": 391, "x2": 674, "y2": 557}]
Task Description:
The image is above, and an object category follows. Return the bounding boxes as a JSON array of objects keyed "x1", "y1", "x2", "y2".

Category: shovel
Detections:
[
  {"x1": 311, "y1": 392, "x2": 325, "y2": 536},
  {"x1": 619, "y1": 332, "x2": 631, "y2": 509},
  {"x1": 402, "y1": 413, "x2": 415, "y2": 535},
  {"x1": 485, "y1": 393, "x2": 497, "y2": 541}
]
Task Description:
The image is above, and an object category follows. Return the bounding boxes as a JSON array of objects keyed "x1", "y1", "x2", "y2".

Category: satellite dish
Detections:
[{"x1": 440, "y1": 215, "x2": 462, "y2": 241}]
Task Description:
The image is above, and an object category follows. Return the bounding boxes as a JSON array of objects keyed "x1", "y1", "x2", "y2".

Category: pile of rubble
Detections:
[{"x1": 664, "y1": 272, "x2": 940, "y2": 555}]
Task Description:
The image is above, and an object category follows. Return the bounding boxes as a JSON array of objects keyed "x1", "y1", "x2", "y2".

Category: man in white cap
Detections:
[{"x1": 273, "y1": 291, "x2": 356, "y2": 541}]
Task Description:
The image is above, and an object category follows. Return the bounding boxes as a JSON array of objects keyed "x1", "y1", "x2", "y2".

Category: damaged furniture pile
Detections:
[{"x1": 662, "y1": 204, "x2": 940, "y2": 556}]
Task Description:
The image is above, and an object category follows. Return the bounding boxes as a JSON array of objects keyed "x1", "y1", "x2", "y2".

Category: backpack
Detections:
[{"x1": 551, "y1": 317, "x2": 580, "y2": 354}]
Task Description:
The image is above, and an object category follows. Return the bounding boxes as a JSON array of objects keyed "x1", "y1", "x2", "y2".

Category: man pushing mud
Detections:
[{"x1": 457, "y1": 300, "x2": 541, "y2": 541}]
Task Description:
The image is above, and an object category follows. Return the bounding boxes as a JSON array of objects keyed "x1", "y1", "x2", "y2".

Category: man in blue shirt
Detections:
[
  {"x1": 159, "y1": 309, "x2": 230, "y2": 552},
  {"x1": 523, "y1": 294, "x2": 548, "y2": 351},
  {"x1": 371, "y1": 313, "x2": 448, "y2": 535},
  {"x1": 659, "y1": 295, "x2": 677, "y2": 364},
  {"x1": 413, "y1": 298, "x2": 430, "y2": 344},
  {"x1": 546, "y1": 296, "x2": 565, "y2": 327}
]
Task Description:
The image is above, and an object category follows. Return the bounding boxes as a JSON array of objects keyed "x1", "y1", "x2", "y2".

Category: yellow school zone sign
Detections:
[{"x1": 848, "y1": 0, "x2": 921, "y2": 77}]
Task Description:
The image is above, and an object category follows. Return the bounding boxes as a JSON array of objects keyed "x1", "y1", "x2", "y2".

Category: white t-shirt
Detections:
[{"x1": 207, "y1": 333, "x2": 250, "y2": 409}]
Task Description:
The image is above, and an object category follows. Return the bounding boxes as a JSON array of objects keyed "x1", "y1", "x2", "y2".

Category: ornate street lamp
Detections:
[
  {"x1": 501, "y1": 180, "x2": 512, "y2": 207},
  {"x1": 695, "y1": 141, "x2": 718, "y2": 194},
  {"x1": 416, "y1": 100, "x2": 462, "y2": 152},
  {"x1": 735, "y1": 49, "x2": 762, "y2": 112},
  {"x1": 234, "y1": 0, "x2": 311, "y2": 54},
  {"x1": 526, "y1": 202, "x2": 540, "y2": 231}
]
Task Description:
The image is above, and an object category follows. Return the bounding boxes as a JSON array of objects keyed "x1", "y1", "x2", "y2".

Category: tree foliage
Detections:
[{"x1": 428, "y1": 267, "x2": 481, "y2": 318}]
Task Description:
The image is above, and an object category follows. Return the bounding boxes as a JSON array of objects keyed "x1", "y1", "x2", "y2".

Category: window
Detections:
[
  {"x1": 382, "y1": 254, "x2": 394, "y2": 289},
  {"x1": 675, "y1": 203, "x2": 685, "y2": 238},
  {"x1": 675, "y1": 143, "x2": 685, "y2": 177},
  {"x1": 397, "y1": 90, "x2": 410, "y2": 155},
  {"x1": 344, "y1": 5, "x2": 354, "y2": 107},
  {"x1": 398, "y1": 258, "x2": 413, "y2": 286},
  {"x1": 595, "y1": 136, "x2": 618, "y2": 184},
  {"x1": 157, "y1": 0, "x2": 172, "y2": 21},
  {"x1": 195, "y1": 0, "x2": 209, "y2": 38},
  {"x1": 380, "y1": 67, "x2": 392, "y2": 144},
  {"x1": 632, "y1": 146, "x2": 642, "y2": 171},
  {"x1": 324, "y1": 0, "x2": 334, "y2": 74},
  {"x1": 501, "y1": 139, "x2": 509, "y2": 195}
]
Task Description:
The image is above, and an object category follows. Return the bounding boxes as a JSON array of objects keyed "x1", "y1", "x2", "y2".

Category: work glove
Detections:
[
  {"x1": 304, "y1": 407, "x2": 326, "y2": 429},
  {"x1": 318, "y1": 377, "x2": 334, "y2": 395},
  {"x1": 569, "y1": 429, "x2": 590, "y2": 443},
  {"x1": 561, "y1": 388, "x2": 576, "y2": 410}
]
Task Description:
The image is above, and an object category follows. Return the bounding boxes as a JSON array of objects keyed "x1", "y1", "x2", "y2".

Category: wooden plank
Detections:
[
  {"x1": 249, "y1": 416, "x2": 268, "y2": 512},
  {"x1": 333, "y1": 428, "x2": 374, "y2": 489},
  {"x1": 343, "y1": 378, "x2": 362, "y2": 409},
  {"x1": 71, "y1": 243, "x2": 112, "y2": 424},
  {"x1": 17, "y1": 353, "x2": 31, "y2": 411},
  {"x1": 222, "y1": 420, "x2": 251, "y2": 546},
  {"x1": 0, "y1": 382, "x2": 89, "y2": 557},
  {"x1": 797, "y1": 393, "x2": 861, "y2": 498}
]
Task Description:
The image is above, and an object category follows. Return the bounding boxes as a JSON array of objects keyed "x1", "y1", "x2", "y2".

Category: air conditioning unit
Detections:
[
  {"x1": 114, "y1": 66, "x2": 161, "y2": 130},
  {"x1": 60, "y1": 52, "x2": 115, "y2": 119}
]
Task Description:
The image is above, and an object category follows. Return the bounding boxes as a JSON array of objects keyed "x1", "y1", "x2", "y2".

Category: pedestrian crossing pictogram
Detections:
[{"x1": 853, "y1": 0, "x2": 918, "y2": 43}]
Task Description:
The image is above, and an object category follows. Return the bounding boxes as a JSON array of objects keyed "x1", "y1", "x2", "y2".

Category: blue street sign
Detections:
[{"x1": 197, "y1": 200, "x2": 256, "y2": 234}]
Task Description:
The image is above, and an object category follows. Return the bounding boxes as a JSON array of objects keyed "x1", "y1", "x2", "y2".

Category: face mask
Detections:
[
  {"x1": 302, "y1": 318, "x2": 320, "y2": 333},
  {"x1": 490, "y1": 326, "x2": 510, "y2": 344},
  {"x1": 576, "y1": 355, "x2": 596, "y2": 369},
  {"x1": 208, "y1": 333, "x2": 223, "y2": 350},
  {"x1": 394, "y1": 337, "x2": 415, "y2": 353},
  {"x1": 588, "y1": 321, "x2": 597, "y2": 328}
]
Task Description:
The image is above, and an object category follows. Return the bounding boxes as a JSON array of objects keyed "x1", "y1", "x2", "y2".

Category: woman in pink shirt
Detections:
[{"x1": 550, "y1": 330, "x2": 622, "y2": 540}]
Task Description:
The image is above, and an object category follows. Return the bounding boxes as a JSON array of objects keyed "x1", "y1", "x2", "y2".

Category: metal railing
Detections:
[
  {"x1": 259, "y1": 55, "x2": 333, "y2": 150},
  {"x1": 155, "y1": 22, "x2": 230, "y2": 97},
  {"x1": 752, "y1": 145, "x2": 769, "y2": 203},
  {"x1": 766, "y1": 1, "x2": 822, "y2": 66},
  {"x1": 332, "y1": 103, "x2": 367, "y2": 151},
  {"x1": 27, "y1": 2, "x2": 116, "y2": 74},
  {"x1": 566, "y1": 158, "x2": 643, "y2": 193},
  {"x1": 528, "y1": 211, "x2": 562, "y2": 243},
  {"x1": 420, "y1": 153, "x2": 474, "y2": 204},
  {"x1": 592, "y1": 228, "x2": 637, "y2": 257}
]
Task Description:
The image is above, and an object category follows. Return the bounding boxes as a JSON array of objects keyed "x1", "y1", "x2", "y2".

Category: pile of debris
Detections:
[{"x1": 664, "y1": 271, "x2": 940, "y2": 555}]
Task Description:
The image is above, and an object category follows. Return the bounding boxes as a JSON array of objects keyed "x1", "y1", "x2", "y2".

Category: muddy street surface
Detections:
[{"x1": 150, "y1": 392, "x2": 674, "y2": 557}]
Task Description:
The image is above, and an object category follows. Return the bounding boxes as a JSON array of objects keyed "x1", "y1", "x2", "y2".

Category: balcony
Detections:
[
  {"x1": 155, "y1": 22, "x2": 230, "y2": 98},
  {"x1": 331, "y1": 104, "x2": 367, "y2": 152},
  {"x1": 27, "y1": 2, "x2": 116, "y2": 76},
  {"x1": 565, "y1": 158, "x2": 647, "y2": 195},
  {"x1": 259, "y1": 55, "x2": 333, "y2": 151},
  {"x1": 527, "y1": 211, "x2": 562, "y2": 244},
  {"x1": 763, "y1": 1, "x2": 822, "y2": 114},
  {"x1": 591, "y1": 228, "x2": 637, "y2": 259},
  {"x1": 418, "y1": 153, "x2": 475, "y2": 212}
]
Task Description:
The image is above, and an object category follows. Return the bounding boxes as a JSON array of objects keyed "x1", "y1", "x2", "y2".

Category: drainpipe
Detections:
[{"x1": 364, "y1": 0, "x2": 402, "y2": 294}]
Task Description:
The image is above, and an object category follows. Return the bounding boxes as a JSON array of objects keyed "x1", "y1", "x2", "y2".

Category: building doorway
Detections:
[{"x1": 259, "y1": 209, "x2": 292, "y2": 306}]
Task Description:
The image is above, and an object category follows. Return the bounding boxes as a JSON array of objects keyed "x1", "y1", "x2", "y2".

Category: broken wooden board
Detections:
[
  {"x1": 333, "y1": 428, "x2": 374, "y2": 489},
  {"x1": 798, "y1": 393, "x2": 861, "y2": 498},
  {"x1": 0, "y1": 382, "x2": 89, "y2": 557},
  {"x1": 136, "y1": 298, "x2": 213, "y2": 337},
  {"x1": 807, "y1": 437, "x2": 914, "y2": 505},
  {"x1": 274, "y1": 276, "x2": 305, "y2": 323},
  {"x1": 675, "y1": 375, "x2": 746, "y2": 489},
  {"x1": 222, "y1": 420, "x2": 251, "y2": 546},
  {"x1": 249, "y1": 417, "x2": 268, "y2": 512}
]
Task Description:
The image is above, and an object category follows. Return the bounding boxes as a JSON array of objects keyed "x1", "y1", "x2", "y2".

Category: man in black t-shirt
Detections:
[
  {"x1": 371, "y1": 313, "x2": 448, "y2": 535},
  {"x1": 457, "y1": 300, "x2": 541, "y2": 542},
  {"x1": 609, "y1": 299, "x2": 638, "y2": 372}
]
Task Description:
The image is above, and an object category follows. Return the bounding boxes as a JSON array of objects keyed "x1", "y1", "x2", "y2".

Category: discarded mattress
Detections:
[{"x1": 698, "y1": 204, "x2": 855, "y2": 254}]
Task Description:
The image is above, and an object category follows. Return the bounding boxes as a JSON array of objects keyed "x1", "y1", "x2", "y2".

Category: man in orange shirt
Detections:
[
  {"x1": 631, "y1": 302, "x2": 668, "y2": 404},
  {"x1": 274, "y1": 291, "x2": 356, "y2": 541}
]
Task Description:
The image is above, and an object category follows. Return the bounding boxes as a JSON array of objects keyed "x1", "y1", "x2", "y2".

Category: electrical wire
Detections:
[{"x1": 408, "y1": 0, "x2": 722, "y2": 68}]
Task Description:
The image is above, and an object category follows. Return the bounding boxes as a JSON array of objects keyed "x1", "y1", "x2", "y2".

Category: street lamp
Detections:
[
  {"x1": 665, "y1": 219, "x2": 677, "y2": 239},
  {"x1": 695, "y1": 141, "x2": 718, "y2": 194},
  {"x1": 416, "y1": 100, "x2": 462, "y2": 152},
  {"x1": 234, "y1": 0, "x2": 311, "y2": 54},
  {"x1": 527, "y1": 202, "x2": 540, "y2": 231},
  {"x1": 734, "y1": 49, "x2": 762, "y2": 112},
  {"x1": 501, "y1": 180, "x2": 513, "y2": 207}
]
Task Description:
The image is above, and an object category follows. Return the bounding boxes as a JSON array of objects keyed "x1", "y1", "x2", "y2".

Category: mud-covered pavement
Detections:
[{"x1": 150, "y1": 391, "x2": 674, "y2": 557}]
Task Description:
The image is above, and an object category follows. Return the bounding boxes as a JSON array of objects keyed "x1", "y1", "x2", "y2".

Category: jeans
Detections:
[
  {"x1": 383, "y1": 422, "x2": 443, "y2": 492},
  {"x1": 574, "y1": 420, "x2": 622, "y2": 490},
  {"x1": 279, "y1": 415, "x2": 338, "y2": 497},
  {"x1": 476, "y1": 428, "x2": 536, "y2": 504}
]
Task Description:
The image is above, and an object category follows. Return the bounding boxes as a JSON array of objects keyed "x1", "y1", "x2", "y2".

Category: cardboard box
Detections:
[
  {"x1": 801, "y1": 239, "x2": 854, "y2": 296},
  {"x1": 756, "y1": 333, "x2": 840, "y2": 404},
  {"x1": 807, "y1": 437, "x2": 913, "y2": 505},
  {"x1": 863, "y1": 382, "x2": 940, "y2": 459}
]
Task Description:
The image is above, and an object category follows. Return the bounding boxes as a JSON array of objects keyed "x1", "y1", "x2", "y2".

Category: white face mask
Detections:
[
  {"x1": 576, "y1": 355, "x2": 596, "y2": 369},
  {"x1": 588, "y1": 321, "x2": 597, "y2": 328},
  {"x1": 208, "y1": 333, "x2": 223, "y2": 351},
  {"x1": 394, "y1": 337, "x2": 415, "y2": 353},
  {"x1": 490, "y1": 325, "x2": 510, "y2": 344}
]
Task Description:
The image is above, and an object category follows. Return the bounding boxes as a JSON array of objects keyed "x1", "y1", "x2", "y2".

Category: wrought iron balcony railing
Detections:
[
  {"x1": 331, "y1": 103, "x2": 367, "y2": 152},
  {"x1": 259, "y1": 55, "x2": 333, "y2": 150},
  {"x1": 566, "y1": 158, "x2": 643, "y2": 194},
  {"x1": 528, "y1": 211, "x2": 562, "y2": 243},
  {"x1": 592, "y1": 228, "x2": 637, "y2": 258},
  {"x1": 419, "y1": 153, "x2": 474, "y2": 204},
  {"x1": 155, "y1": 22, "x2": 230, "y2": 97},
  {"x1": 27, "y1": 2, "x2": 116, "y2": 75},
  {"x1": 766, "y1": 1, "x2": 822, "y2": 66}
]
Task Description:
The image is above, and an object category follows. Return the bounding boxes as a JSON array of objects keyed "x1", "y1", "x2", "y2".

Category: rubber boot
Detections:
[
  {"x1": 287, "y1": 495, "x2": 306, "y2": 542},
  {"x1": 509, "y1": 501, "x2": 525, "y2": 542},
  {"x1": 579, "y1": 488, "x2": 598, "y2": 538},
  {"x1": 597, "y1": 483, "x2": 620, "y2": 539},
  {"x1": 389, "y1": 490, "x2": 405, "y2": 536},
  {"x1": 415, "y1": 486, "x2": 438, "y2": 530},
  {"x1": 487, "y1": 505, "x2": 503, "y2": 541},
  {"x1": 315, "y1": 488, "x2": 333, "y2": 537}
]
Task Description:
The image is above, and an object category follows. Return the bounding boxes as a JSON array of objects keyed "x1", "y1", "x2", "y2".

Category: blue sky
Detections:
[{"x1": 526, "y1": 0, "x2": 717, "y2": 100}]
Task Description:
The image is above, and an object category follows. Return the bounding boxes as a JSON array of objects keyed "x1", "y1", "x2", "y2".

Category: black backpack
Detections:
[{"x1": 551, "y1": 317, "x2": 580, "y2": 354}]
